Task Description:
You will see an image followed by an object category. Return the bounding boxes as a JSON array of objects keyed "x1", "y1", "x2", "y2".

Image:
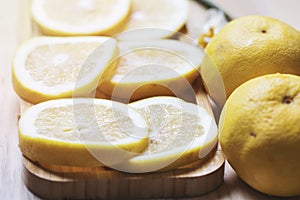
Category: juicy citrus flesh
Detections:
[
  {"x1": 19, "y1": 98, "x2": 148, "y2": 167},
  {"x1": 112, "y1": 96, "x2": 218, "y2": 173},
  {"x1": 24, "y1": 42, "x2": 98, "y2": 86},
  {"x1": 12, "y1": 36, "x2": 118, "y2": 104},
  {"x1": 202, "y1": 15, "x2": 300, "y2": 105},
  {"x1": 112, "y1": 50, "x2": 190, "y2": 81},
  {"x1": 98, "y1": 39, "x2": 203, "y2": 101},
  {"x1": 31, "y1": 0, "x2": 132, "y2": 36},
  {"x1": 117, "y1": 0, "x2": 189, "y2": 40},
  {"x1": 219, "y1": 73, "x2": 300, "y2": 197}
]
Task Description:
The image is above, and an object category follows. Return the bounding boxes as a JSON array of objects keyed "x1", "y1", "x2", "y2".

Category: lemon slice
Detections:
[
  {"x1": 19, "y1": 98, "x2": 148, "y2": 167},
  {"x1": 98, "y1": 39, "x2": 203, "y2": 101},
  {"x1": 31, "y1": 0, "x2": 132, "y2": 36},
  {"x1": 12, "y1": 36, "x2": 118, "y2": 104},
  {"x1": 117, "y1": 0, "x2": 189, "y2": 40},
  {"x1": 112, "y1": 96, "x2": 218, "y2": 173}
]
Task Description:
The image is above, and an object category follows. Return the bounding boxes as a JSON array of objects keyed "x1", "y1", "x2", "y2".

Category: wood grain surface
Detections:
[
  {"x1": 1, "y1": 0, "x2": 300, "y2": 199},
  {"x1": 23, "y1": 146, "x2": 224, "y2": 199}
]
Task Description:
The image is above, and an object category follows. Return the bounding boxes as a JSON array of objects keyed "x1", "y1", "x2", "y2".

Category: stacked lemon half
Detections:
[
  {"x1": 13, "y1": 36, "x2": 217, "y2": 172},
  {"x1": 12, "y1": 37, "x2": 202, "y2": 104},
  {"x1": 13, "y1": 0, "x2": 218, "y2": 173},
  {"x1": 19, "y1": 96, "x2": 217, "y2": 172},
  {"x1": 31, "y1": 0, "x2": 189, "y2": 38}
]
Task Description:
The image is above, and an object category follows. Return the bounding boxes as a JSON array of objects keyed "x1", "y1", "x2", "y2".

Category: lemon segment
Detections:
[
  {"x1": 19, "y1": 98, "x2": 149, "y2": 167},
  {"x1": 112, "y1": 96, "x2": 218, "y2": 173},
  {"x1": 117, "y1": 0, "x2": 189, "y2": 40},
  {"x1": 31, "y1": 0, "x2": 132, "y2": 36},
  {"x1": 98, "y1": 39, "x2": 203, "y2": 101},
  {"x1": 12, "y1": 36, "x2": 118, "y2": 104}
]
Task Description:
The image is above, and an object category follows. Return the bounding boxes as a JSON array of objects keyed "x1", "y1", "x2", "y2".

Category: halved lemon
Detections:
[
  {"x1": 31, "y1": 0, "x2": 132, "y2": 36},
  {"x1": 117, "y1": 0, "x2": 189, "y2": 40},
  {"x1": 112, "y1": 96, "x2": 218, "y2": 173},
  {"x1": 97, "y1": 39, "x2": 203, "y2": 102},
  {"x1": 19, "y1": 98, "x2": 148, "y2": 167},
  {"x1": 12, "y1": 36, "x2": 118, "y2": 104}
]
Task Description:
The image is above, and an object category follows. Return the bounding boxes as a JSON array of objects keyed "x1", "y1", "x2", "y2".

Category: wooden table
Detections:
[{"x1": 0, "y1": 0, "x2": 299, "y2": 199}]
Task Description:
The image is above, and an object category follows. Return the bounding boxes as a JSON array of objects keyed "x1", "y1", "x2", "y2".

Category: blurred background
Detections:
[{"x1": 213, "y1": 0, "x2": 299, "y2": 30}]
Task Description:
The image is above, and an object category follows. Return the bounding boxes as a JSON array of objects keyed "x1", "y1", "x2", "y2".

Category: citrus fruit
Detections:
[
  {"x1": 113, "y1": 96, "x2": 218, "y2": 173},
  {"x1": 219, "y1": 73, "x2": 300, "y2": 197},
  {"x1": 201, "y1": 15, "x2": 300, "y2": 106},
  {"x1": 97, "y1": 39, "x2": 203, "y2": 101},
  {"x1": 19, "y1": 98, "x2": 149, "y2": 167},
  {"x1": 12, "y1": 36, "x2": 118, "y2": 104},
  {"x1": 117, "y1": 0, "x2": 189, "y2": 40},
  {"x1": 31, "y1": 0, "x2": 131, "y2": 36}
]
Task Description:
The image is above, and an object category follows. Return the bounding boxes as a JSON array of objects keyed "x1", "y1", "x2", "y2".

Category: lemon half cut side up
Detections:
[
  {"x1": 12, "y1": 36, "x2": 118, "y2": 104},
  {"x1": 19, "y1": 98, "x2": 149, "y2": 167},
  {"x1": 112, "y1": 96, "x2": 218, "y2": 173},
  {"x1": 117, "y1": 0, "x2": 189, "y2": 40},
  {"x1": 97, "y1": 38, "x2": 204, "y2": 102},
  {"x1": 31, "y1": 0, "x2": 132, "y2": 36}
]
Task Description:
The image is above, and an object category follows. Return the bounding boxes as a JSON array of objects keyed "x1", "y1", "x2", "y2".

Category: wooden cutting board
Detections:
[
  {"x1": 23, "y1": 152, "x2": 224, "y2": 200},
  {"x1": 19, "y1": 0, "x2": 225, "y2": 199}
]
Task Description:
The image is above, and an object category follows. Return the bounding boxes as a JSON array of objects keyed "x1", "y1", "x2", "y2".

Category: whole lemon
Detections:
[
  {"x1": 201, "y1": 15, "x2": 300, "y2": 106},
  {"x1": 219, "y1": 73, "x2": 300, "y2": 197}
]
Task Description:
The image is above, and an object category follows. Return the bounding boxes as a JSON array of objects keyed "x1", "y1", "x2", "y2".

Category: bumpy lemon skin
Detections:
[
  {"x1": 219, "y1": 73, "x2": 300, "y2": 197},
  {"x1": 202, "y1": 15, "x2": 300, "y2": 103}
]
